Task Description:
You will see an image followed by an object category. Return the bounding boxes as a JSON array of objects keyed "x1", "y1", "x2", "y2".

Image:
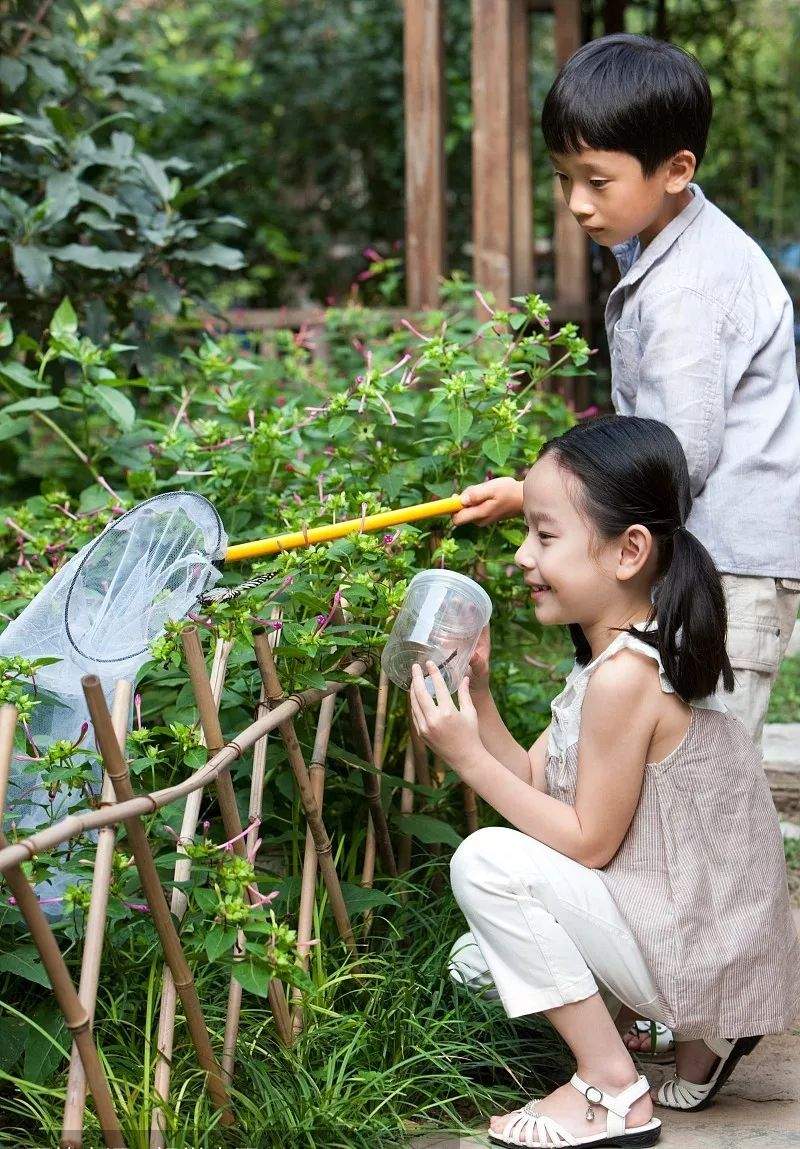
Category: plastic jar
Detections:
[{"x1": 381, "y1": 569, "x2": 493, "y2": 694}]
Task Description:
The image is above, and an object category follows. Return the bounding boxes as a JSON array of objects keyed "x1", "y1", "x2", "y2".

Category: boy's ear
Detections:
[{"x1": 665, "y1": 149, "x2": 696, "y2": 193}]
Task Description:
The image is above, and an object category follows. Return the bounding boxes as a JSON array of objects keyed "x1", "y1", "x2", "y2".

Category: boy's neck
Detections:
[{"x1": 638, "y1": 186, "x2": 694, "y2": 250}]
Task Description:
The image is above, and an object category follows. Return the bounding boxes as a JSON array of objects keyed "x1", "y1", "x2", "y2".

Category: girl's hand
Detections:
[
  {"x1": 409, "y1": 661, "x2": 481, "y2": 771},
  {"x1": 469, "y1": 624, "x2": 492, "y2": 691},
  {"x1": 451, "y1": 477, "x2": 524, "y2": 526}
]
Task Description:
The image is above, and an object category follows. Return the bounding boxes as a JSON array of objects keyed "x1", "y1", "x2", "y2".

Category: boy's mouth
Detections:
[{"x1": 527, "y1": 581, "x2": 551, "y2": 596}]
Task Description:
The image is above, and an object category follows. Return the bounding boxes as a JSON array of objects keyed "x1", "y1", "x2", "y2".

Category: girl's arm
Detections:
[
  {"x1": 471, "y1": 685, "x2": 550, "y2": 790},
  {"x1": 462, "y1": 655, "x2": 658, "y2": 867}
]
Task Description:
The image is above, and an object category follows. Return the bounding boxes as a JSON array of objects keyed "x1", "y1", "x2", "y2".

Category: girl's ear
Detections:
[{"x1": 616, "y1": 524, "x2": 653, "y2": 582}]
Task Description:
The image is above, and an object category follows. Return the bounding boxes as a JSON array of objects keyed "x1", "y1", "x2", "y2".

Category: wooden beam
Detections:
[
  {"x1": 403, "y1": 0, "x2": 446, "y2": 310},
  {"x1": 552, "y1": 0, "x2": 589, "y2": 313},
  {"x1": 471, "y1": 0, "x2": 513, "y2": 307},
  {"x1": 510, "y1": 0, "x2": 534, "y2": 295}
]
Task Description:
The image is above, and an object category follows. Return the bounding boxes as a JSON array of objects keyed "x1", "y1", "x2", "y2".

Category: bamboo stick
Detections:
[
  {"x1": 222, "y1": 609, "x2": 281, "y2": 1083},
  {"x1": 181, "y1": 627, "x2": 293, "y2": 1048},
  {"x1": 0, "y1": 658, "x2": 371, "y2": 876},
  {"x1": 252, "y1": 629, "x2": 357, "y2": 957},
  {"x1": 360, "y1": 670, "x2": 389, "y2": 892},
  {"x1": 0, "y1": 704, "x2": 124, "y2": 1148},
  {"x1": 62, "y1": 681, "x2": 132, "y2": 1149},
  {"x1": 462, "y1": 782, "x2": 479, "y2": 835},
  {"x1": 0, "y1": 703, "x2": 15, "y2": 820},
  {"x1": 290, "y1": 691, "x2": 336, "y2": 1036},
  {"x1": 397, "y1": 740, "x2": 416, "y2": 878},
  {"x1": 151, "y1": 638, "x2": 232, "y2": 1149},
  {"x1": 344, "y1": 684, "x2": 397, "y2": 877},
  {"x1": 81, "y1": 676, "x2": 234, "y2": 1127}
]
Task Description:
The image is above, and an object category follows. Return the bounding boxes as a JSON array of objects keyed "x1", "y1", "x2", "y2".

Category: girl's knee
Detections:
[{"x1": 450, "y1": 826, "x2": 523, "y2": 900}]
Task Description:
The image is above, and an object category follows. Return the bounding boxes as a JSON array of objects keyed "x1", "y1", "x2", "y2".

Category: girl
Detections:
[{"x1": 409, "y1": 415, "x2": 799, "y2": 1148}]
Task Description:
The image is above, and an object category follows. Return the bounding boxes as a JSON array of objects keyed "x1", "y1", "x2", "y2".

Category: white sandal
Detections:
[
  {"x1": 656, "y1": 1035, "x2": 762, "y2": 1111},
  {"x1": 626, "y1": 1020, "x2": 675, "y2": 1063},
  {"x1": 488, "y1": 1072, "x2": 661, "y2": 1147}
]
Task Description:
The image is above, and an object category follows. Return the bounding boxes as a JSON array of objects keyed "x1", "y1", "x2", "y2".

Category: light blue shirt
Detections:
[{"x1": 607, "y1": 184, "x2": 800, "y2": 578}]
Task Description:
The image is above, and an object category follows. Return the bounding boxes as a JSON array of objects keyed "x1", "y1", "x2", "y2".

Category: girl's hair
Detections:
[{"x1": 538, "y1": 414, "x2": 734, "y2": 702}]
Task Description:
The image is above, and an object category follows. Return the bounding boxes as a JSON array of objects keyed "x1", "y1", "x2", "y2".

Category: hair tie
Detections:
[{"x1": 671, "y1": 524, "x2": 684, "y2": 539}]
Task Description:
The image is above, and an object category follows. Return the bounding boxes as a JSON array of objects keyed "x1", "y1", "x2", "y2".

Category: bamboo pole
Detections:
[
  {"x1": 462, "y1": 782, "x2": 479, "y2": 835},
  {"x1": 181, "y1": 627, "x2": 293, "y2": 1048},
  {"x1": 360, "y1": 670, "x2": 389, "y2": 892},
  {"x1": 290, "y1": 691, "x2": 336, "y2": 1036},
  {"x1": 343, "y1": 684, "x2": 397, "y2": 878},
  {"x1": 222, "y1": 609, "x2": 281, "y2": 1082},
  {"x1": 0, "y1": 658, "x2": 371, "y2": 876},
  {"x1": 62, "y1": 681, "x2": 132, "y2": 1149},
  {"x1": 0, "y1": 703, "x2": 15, "y2": 820},
  {"x1": 397, "y1": 740, "x2": 416, "y2": 878},
  {"x1": 151, "y1": 638, "x2": 233, "y2": 1149},
  {"x1": 252, "y1": 628, "x2": 357, "y2": 957},
  {"x1": 81, "y1": 676, "x2": 234, "y2": 1127},
  {"x1": 0, "y1": 704, "x2": 125, "y2": 1149}
]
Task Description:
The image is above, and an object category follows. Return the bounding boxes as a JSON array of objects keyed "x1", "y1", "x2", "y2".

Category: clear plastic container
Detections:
[{"x1": 381, "y1": 569, "x2": 493, "y2": 694}]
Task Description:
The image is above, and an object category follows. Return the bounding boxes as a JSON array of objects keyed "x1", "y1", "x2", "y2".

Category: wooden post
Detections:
[
  {"x1": 404, "y1": 0, "x2": 446, "y2": 309},
  {"x1": 510, "y1": 0, "x2": 534, "y2": 295},
  {"x1": 472, "y1": 0, "x2": 513, "y2": 307},
  {"x1": 552, "y1": 0, "x2": 589, "y2": 317}
]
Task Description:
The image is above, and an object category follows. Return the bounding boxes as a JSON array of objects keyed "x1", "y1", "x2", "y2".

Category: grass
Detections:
[
  {"x1": 768, "y1": 653, "x2": 800, "y2": 724},
  {"x1": 0, "y1": 857, "x2": 570, "y2": 1148}
]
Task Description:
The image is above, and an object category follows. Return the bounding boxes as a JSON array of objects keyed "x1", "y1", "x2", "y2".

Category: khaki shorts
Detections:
[{"x1": 719, "y1": 574, "x2": 800, "y2": 748}]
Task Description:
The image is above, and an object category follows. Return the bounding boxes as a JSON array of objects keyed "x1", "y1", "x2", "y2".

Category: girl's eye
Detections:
[
  {"x1": 555, "y1": 172, "x2": 569, "y2": 182},
  {"x1": 589, "y1": 178, "x2": 609, "y2": 189},
  {"x1": 537, "y1": 532, "x2": 554, "y2": 541}
]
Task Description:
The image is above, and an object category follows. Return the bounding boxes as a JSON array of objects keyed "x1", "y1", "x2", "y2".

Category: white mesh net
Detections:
[{"x1": 0, "y1": 492, "x2": 227, "y2": 901}]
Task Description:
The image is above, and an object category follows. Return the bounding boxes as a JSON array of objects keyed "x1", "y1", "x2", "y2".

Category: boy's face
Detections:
[{"x1": 549, "y1": 147, "x2": 695, "y2": 248}]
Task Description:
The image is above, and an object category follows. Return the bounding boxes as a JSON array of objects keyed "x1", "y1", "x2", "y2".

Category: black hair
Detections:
[
  {"x1": 541, "y1": 33, "x2": 712, "y2": 177},
  {"x1": 538, "y1": 414, "x2": 734, "y2": 703}
]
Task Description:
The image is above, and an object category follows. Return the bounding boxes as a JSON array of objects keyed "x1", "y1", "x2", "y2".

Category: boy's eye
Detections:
[
  {"x1": 537, "y1": 531, "x2": 554, "y2": 541},
  {"x1": 589, "y1": 178, "x2": 609, "y2": 189}
]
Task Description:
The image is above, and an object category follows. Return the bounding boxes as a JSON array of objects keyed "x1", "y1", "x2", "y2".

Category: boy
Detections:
[{"x1": 455, "y1": 33, "x2": 800, "y2": 753}]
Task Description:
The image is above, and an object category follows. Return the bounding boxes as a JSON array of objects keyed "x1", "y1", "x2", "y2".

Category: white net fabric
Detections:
[{"x1": 0, "y1": 492, "x2": 227, "y2": 901}]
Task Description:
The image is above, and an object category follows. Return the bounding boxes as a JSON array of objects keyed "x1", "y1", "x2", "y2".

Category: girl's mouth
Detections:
[{"x1": 529, "y1": 583, "x2": 551, "y2": 598}]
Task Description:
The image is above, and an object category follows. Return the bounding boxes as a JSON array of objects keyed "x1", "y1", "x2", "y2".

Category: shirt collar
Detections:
[{"x1": 610, "y1": 183, "x2": 706, "y2": 291}]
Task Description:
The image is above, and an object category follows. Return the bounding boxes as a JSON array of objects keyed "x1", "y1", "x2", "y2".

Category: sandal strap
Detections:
[
  {"x1": 570, "y1": 1072, "x2": 650, "y2": 1138},
  {"x1": 502, "y1": 1106, "x2": 579, "y2": 1146}
]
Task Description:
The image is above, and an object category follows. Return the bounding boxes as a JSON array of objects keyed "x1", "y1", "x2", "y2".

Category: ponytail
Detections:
[{"x1": 629, "y1": 526, "x2": 734, "y2": 701}]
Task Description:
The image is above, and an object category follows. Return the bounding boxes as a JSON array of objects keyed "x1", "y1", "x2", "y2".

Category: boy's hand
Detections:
[
  {"x1": 409, "y1": 661, "x2": 481, "y2": 772},
  {"x1": 452, "y1": 477, "x2": 524, "y2": 526},
  {"x1": 468, "y1": 624, "x2": 492, "y2": 691}
]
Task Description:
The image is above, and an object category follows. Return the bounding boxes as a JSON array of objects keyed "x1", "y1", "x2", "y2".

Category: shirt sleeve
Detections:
[{"x1": 633, "y1": 287, "x2": 736, "y2": 498}]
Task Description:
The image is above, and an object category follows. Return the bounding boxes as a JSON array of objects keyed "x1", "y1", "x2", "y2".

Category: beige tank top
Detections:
[{"x1": 545, "y1": 624, "x2": 800, "y2": 1039}]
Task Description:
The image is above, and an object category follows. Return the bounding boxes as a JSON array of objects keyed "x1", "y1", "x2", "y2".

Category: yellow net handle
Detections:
[{"x1": 225, "y1": 495, "x2": 464, "y2": 563}]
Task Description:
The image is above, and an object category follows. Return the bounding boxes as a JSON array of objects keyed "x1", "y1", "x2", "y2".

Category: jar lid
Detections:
[{"x1": 408, "y1": 569, "x2": 493, "y2": 620}]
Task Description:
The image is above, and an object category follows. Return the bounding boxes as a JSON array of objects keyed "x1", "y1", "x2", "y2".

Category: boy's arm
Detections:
[{"x1": 626, "y1": 288, "x2": 746, "y2": 498}]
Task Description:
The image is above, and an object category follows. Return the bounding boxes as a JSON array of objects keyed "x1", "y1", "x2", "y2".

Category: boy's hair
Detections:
[
  {"x1": 541, "y1": 33, "x2": 712, "y2": 176},
  {"x1": 538, "y1": 414, "x2": 734, "y2": 703}
]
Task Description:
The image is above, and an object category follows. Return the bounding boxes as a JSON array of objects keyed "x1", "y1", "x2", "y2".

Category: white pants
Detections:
[
  {"x1": 448, "y1": 826, "x2": 665, "y2": 1025},
  {"x1": 721, "y1": 574, "x2": 800, "y2": 749}
]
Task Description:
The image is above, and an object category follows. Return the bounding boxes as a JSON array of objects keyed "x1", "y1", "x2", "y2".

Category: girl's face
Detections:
[{"x1": 514, "y1": 454, "x2": 642, "y2": 627}]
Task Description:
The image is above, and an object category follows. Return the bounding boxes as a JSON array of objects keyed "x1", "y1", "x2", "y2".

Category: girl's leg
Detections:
[{"x1": 449, "y1": 826, "x2": 665, "y2": 1141}]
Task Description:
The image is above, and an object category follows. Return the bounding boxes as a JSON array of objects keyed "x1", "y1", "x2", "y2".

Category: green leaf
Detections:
[
  {"x1": 205, "y1": 923, "x2": 238, "y2": 962},
  {"x1": 0, "y1": 944, "x2": 52, "y2": 988},
  {"x1": 12, "y1": 244, "x2": 53, "y2": 292},
  {"x1": 172, "y1": 243, "x2": 245, "y2": 270},
  {"x1": 2, "y1": 395, "x2": 60, "y2": 414},
  {"x1": 139, "y1": 154, "x2": 172, "y2": 203},
  {"x1": 338, "y1": 882, "x2": 399, "y2": 914},
  {"x1": 0, "y1": 314, "x2": 12, "y2": 348},
  {"x1": 23, "y1": 1001, "x2": 67, "y2": 1084},
  {"x1": 0, "y1": 1013, "x2": 27, "y2": 1073},
  {"x1": 86, "y1": 383, "x2": 136, "y2": 431},
  {"x1": 231, "y1": 956, "x2": 273, "y2": 997},
  {"x1": 0, "y1": 361, "x2": 46, "y2": 390},
  {"x1": 52, "y1": 245, "x2": 143, "y2": 272},
  {"x1": 0, "y1": 58, "x2": 26, "y2": 94},
  {"x1": 391, "y1": 812, "x2": 463, "y2": 849},
  {"x1": 50, "y1": 297, "x2": 78, "y2": 339},
  {"x1": 482, "y1": 432, "x2": 514, "y2": 468},
  {"x1": 447, "y1": 406, "x2": 473, "y2": 442},
  {"x1": 0, "y1": 416, "x2": 28, "y2": 442},
  {"x1": 0, "y1": 112, "x2": 23, "y2": 129}
]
